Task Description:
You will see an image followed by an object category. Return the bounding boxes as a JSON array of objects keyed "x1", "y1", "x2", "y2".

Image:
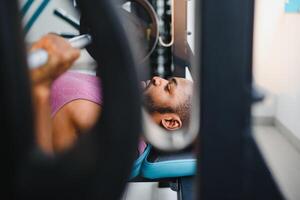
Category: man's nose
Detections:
[{"x1": 152, "y1": 76, "x2": 162, "y2": 86}]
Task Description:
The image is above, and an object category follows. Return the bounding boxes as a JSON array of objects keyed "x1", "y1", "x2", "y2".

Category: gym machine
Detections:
[{"x1": 4, "y1": 0, "x2": 285, "y2": 199}]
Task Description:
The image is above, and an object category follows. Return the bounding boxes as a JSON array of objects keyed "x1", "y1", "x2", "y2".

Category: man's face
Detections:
[{"x1": 142, "y1": 76, "x2": 193, "y2": 111}]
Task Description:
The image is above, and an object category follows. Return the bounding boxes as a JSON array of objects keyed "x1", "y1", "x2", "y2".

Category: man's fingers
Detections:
[
  {"x1": 31, "y1": 34, "x2": 80, "y2": 64},
  {"x1": 47, "y1": 54, "x2": 60, "y2": 72},
  {"x1": 31, "y1": 33, "x2": 68, "y2": 51},
  {"x1": 60, "y1": 48, "x2": 80, "y2": 66},
  {"x1": 48, "y1": 48, "x2": 80, "y2": 76},
  {"x1": 68, "y1": 48, "x2": 80, "y2": 62},
  {"x1": 29, "y1": 34, "x2": 82, "y2": 85}
]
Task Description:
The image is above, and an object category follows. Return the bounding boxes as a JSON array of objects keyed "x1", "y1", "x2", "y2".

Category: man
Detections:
[
  {"x1": 31, "y1": 34, "x2": 193, "y2": 154},
  {"x1": 142, "y1": 77, "x2": 193, "y2": 131}
]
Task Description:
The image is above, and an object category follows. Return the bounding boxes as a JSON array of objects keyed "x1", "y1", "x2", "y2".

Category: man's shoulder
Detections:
[{"x1": 63, "y1": 99, "x2": 101, "y2": 132}]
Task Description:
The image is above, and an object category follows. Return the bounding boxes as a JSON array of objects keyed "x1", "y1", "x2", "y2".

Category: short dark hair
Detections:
[
  {"x1": 174, "y1": 96, "x2": 192, "y2": 126},
  {"x1": 143, "y1": 94, "x2": 192, "y2": 127}
]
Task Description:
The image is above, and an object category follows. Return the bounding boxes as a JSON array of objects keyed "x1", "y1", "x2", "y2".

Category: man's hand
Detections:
[{"x1": 30, "y1": 34, "x2": 80, "y2": 87}]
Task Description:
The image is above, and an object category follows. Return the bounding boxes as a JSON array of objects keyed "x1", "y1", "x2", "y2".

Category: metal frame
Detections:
[
  {"x1": 197, "y1": 0, "x2": 283, "y2": 199},
  {"x1": 6, "y1": 0, "x2": 287, "y2": 199}
]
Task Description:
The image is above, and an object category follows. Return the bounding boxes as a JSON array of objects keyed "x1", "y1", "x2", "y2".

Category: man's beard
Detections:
[
  {"x1": 142, "y1": 92, "x2": 157, "y2": 113},
  {"x1": 143, "y1": 93, "x2": 175, "y2": 114}
]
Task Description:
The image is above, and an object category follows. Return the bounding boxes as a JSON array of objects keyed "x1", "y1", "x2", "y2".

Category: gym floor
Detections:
[
  {"x1": 253, "y1": 125, "x2": 300, "y2": 200},
  {"x1": 122, "y1": 182, "x2": 177, "y2": 200}
]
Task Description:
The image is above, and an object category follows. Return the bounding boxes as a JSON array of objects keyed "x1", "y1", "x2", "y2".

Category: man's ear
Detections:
[{"x1": 161, "y1": 114, "x2": 182, "y2": 131}]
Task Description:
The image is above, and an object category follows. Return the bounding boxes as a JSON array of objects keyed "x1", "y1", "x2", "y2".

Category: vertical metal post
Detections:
[
  {"x1": 196, "y1": 0, "x2": 283, "y2": 199},
  {"x1": 173, "y1": 0, "x2": 189, "y2": 77}
]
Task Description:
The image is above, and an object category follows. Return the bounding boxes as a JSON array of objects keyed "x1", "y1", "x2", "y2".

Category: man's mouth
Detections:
[
  {"x1": 141, "y1": 81, "x2": 146, "y2": 89},
  {"x1": 141, "y1": 80, "x2": 151, "y2": 91}
]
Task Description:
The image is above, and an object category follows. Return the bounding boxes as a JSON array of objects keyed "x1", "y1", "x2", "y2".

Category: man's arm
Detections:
[
  {"x1": 51, "y1": 99, "x2": 101, "y2": 153},
  {"x1": 30, "y1": 34, "x2": 80, "y2": 154}
]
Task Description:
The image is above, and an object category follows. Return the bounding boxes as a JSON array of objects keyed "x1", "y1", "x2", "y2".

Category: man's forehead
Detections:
[
  {"x1": 173, "y1": 77, "x2": 193, "y2": 85},
  {"x1": 172, "y1": 77, "x2": 193, "y2": 97}
]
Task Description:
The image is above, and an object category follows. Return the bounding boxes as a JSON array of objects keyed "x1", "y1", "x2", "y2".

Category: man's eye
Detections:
[
  {"x1": 165, "y1": 83, "x2": 171, "y2": 93},
  {"x1": 164, "y1": 84, "x2": 170, "y2": 92}
]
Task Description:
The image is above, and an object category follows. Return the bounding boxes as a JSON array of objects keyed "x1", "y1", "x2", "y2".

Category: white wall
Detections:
[
  {"x1": 253, "y1": 0, "x2": 300, "y2": 139},
  {"x1": 20, "y1": 0, "x2": 79, "y2": 42}
]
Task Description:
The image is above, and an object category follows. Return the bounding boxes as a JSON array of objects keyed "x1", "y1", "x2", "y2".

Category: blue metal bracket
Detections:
[{"x1": 285, "y1": 0, "x2": 300, "y2": 13}]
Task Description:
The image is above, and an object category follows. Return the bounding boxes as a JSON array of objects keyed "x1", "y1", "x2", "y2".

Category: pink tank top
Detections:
[{"x1": 50, "y1": 71, "x2": 146, "y2": 154}]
